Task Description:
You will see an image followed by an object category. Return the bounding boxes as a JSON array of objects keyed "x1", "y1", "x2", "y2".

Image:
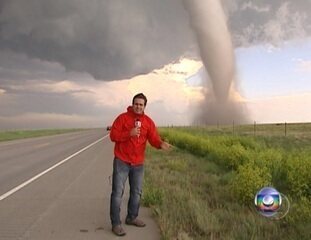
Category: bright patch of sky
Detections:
[{"x1": 236, "y1": 39, "x2": 311, "y2": 99}]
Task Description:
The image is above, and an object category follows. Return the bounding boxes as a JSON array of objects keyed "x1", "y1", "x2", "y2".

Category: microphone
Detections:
[{"x1": 135, "y1": 119, "x2": 141, "y2": 138}]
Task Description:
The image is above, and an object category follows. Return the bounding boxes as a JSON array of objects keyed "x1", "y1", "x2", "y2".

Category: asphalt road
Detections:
[{"x1": 0, "y1": 129, "x2": 160, "y2": 240}]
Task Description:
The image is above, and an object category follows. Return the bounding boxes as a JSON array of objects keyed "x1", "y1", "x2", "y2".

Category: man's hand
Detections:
[
  {"x1": 160, "y1": 141, "x2": 172, "y2": 151},
  {"x1": 130, "y1": 127, "x2": 140, "y2": 137}
]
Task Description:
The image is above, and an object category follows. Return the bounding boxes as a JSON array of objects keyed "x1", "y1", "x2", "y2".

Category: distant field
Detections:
[
  {"x1": 144, "y1": 123, "x2": 311, "y2": 240},
  {"x1": 178, "y1": 122, "x2": 311, "y2": 137},
  {"x1": 235, "y1": 122, "x2": 311, "y2": 137},
  {"x1": 0, "y1": 129, "x2": 86, "y2": 142}
]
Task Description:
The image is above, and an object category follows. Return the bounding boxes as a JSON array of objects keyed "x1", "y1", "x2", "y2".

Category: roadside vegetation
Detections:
[
  {"x1": 0, "y1": 129, "x2": 86, "y2": 142},
  {"x1": 143, "y1": 123, "x2": 311, "y2": 240}
]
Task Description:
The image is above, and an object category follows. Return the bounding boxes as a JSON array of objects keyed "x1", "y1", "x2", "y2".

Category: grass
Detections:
[
  {"x1": 142, "y1": 125, "x2": 311, "y2": 240},
  {"x1": 176, "y1": 122, "x2": 311, "y2": 138},
  {"x1": 143, "y1": 148, "x2": 287, "y2": 240},
  {"x1": 0, "y1": 128, "x2": 86, "y2": 142}
]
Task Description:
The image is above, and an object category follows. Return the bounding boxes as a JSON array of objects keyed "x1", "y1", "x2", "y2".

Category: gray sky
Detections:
[
  {"x1": 0, "y1": 0, "x2": 193, "y2": 80},
  {"x1": 0, "y1": 0, "x2": 311, "y2": 129}
]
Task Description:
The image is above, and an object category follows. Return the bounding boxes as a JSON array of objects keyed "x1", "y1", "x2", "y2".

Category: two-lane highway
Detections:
[
  {"x1": 0, "y1": 129, "x2": 107, "y2": 197},
  {"x1": 0, "y1": 128, "x2": 161, "y2": 240}
]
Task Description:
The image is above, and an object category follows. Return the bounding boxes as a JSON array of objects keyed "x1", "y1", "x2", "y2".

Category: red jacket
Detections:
[{"x1": 110, "y1": 106, "x2": 162, "y2": 165}]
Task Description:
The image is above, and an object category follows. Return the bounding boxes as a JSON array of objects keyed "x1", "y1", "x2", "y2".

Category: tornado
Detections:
[{"x1": 184, "y1": 0, "x2": 249, "y2": 125}]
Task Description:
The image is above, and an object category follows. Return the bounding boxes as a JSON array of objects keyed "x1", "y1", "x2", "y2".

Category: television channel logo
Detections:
[{"x1": 254, "y1": 187, "x2": 282, "y2": 217}]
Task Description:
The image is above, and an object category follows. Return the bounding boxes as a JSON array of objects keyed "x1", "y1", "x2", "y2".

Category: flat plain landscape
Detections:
[
  {"x1": 143, "y1": 122, "x2": 311, "y2": 240},
  {"x1": 1, "y1": 124, "x2": 310, "y2": 239}
]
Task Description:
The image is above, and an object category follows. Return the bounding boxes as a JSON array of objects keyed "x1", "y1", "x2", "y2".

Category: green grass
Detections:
[
  {"x1": 0, "y1": 129, "x2": 86, "y2": 142},
  {"x1": 143, "y1": 148, "x2": 291, "y2": 240},
  {"x1": 174, "y1": 122, "x2": 311, "y2": 138},
  {"x1": 143, "y1": 125, "x2": 311, "y2": 240}
]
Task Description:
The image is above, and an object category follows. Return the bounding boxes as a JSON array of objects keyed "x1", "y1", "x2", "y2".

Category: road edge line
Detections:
[{"x1": 0, "y1": 134, "x2": 109, "y2": 201}]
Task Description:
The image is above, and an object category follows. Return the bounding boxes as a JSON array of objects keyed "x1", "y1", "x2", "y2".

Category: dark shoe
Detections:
[
  {"x1": 112, "y1": 225, "x2": 126, "y2": 236},
  {"x1": 125, "y1": 218, "x2": 146, "y2": 227}
]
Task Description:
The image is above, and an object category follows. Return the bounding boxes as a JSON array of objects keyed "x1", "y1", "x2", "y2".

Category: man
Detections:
[{"x1": 109, "y1": 93, "x2": 171, "y2": 236}]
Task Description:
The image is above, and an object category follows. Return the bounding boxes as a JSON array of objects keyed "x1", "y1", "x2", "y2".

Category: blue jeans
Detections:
[{"x1": 110, "y1": 158, "x2": 144, "y2": 227}]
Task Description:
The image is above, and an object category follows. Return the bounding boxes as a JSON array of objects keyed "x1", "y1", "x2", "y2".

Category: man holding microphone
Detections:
[{"x1": 109, "y1": 93, "x2": 171, "y2": 236}]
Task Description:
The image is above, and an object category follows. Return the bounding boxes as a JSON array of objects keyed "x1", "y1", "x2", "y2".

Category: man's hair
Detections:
[{"x1": 132, "y1": 93, "x2": 147, "y2": 106}]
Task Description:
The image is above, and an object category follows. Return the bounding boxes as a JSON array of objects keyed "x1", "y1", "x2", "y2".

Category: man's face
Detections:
[{"x1": 133, "y1": 98, "x2": 145, "y2": 115}]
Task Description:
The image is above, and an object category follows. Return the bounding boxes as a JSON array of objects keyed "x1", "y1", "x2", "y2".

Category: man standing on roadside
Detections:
[{"x1": 109, "y1": 93, "x2": 171, "y2": 236}]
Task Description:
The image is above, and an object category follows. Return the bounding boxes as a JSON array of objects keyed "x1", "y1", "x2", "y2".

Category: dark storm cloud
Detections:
[
  {"x1": 0, "y1": 50, "x2": 70, "y2": 82},
  {"x1": 226, "y1": 0, "x2": 311, "y2": 46},
  {"x1": 0, "y1": 0, "x2": 310, "y2": 81},
  {"x1": 0, "y1": 0, "x2": 193, "y2": 81}
]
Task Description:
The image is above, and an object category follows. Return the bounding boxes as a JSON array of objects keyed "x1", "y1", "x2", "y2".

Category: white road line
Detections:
[{"x1": 0, "y1": 134, "x2": 109, "y2": 201}]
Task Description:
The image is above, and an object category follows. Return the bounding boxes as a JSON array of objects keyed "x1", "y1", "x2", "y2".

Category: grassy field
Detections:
[
  {"x1": 0, "y1": 128, "x2": 86, "y2": 142},
  {"x1": 1, "y1": 126, "x2": 309, "y2": 239},
  {"x1": 180, "y1": 122, "x2": 311, "y2": 137},
  {"x1": 143, "y1": 123, "x2": 311, "y2": 240}
]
